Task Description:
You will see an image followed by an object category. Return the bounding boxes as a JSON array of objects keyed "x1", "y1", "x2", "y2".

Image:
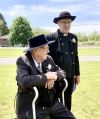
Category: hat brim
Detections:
[
  {"x1": 24, "y1": 40, "x2": 54, "y2": 53},
  {"x1": 53, "y1": 16, "x2": 76, "y2": 24}
]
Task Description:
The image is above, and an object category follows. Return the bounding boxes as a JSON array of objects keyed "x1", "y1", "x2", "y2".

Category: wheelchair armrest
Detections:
[
  {"x1": 62, "y1": 78, "x2": 68, "y2": 105},
  {"x1": 32, "y1": 87, "x2": 38, "y2": 119}
]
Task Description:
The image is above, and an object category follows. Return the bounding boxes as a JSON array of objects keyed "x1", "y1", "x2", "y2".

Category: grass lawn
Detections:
[
  {"x1": 78, "y1": 48, "x2": 100, "y2": 56},
  {"x1": 0, "y1": 47, "x2": 100, "y2": 57},
  {"x1": 72, "y1": 62, "x2": 100, "y2": 119},
  {"x1": 0, "y1": 48, "x2": 24, "y2": 57},
  {"x1": 0, "y1": 65, "x2": 17, "y2": 119},
  {"x1": 0, "y1": 62, "x2": 100, "y2": 119}
]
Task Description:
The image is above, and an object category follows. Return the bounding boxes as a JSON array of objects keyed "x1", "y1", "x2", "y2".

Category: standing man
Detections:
[
  {"x1": 47, "y1": 11, "x2": 80, "y2": 111},
  {"x1": 16, "y1": 34, "x2": 76, "y2": 119}
]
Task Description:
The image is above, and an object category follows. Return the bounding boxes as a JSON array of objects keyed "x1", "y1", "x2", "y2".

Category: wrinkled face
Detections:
[
  {"x1": 57, "y1": 18, "x2": 72, "y2": 34},
  {"x1": 32, "y1": 45, "x2": 49, "y2": 62}
]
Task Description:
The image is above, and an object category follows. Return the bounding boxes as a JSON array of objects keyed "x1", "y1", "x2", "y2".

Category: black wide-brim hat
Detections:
[
  {"x1": 53, "y1": 11, "x2": 76, "y2": 24},
  {"x1": 24, "y1": 34, "x2": 54, "y2": 52}
]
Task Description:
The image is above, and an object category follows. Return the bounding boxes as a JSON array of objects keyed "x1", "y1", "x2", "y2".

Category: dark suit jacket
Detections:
[
  {"x1": 47, "y1": 30, "x2": 80, "y2": 77},
  {"x1": 16, "y1": 52, "x2": 66, "y2": 119}
]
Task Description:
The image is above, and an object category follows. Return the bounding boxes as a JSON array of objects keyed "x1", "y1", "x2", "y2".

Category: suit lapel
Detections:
[
  {"x1": 42, "y1": 61, "x2": 48, "y2": 73},
  {"x1": 25, "y1": 52, "x2": 40, "y2": 74},
  {"x1": 29, "y1": 59, "x2": 38, "y2": 73}
]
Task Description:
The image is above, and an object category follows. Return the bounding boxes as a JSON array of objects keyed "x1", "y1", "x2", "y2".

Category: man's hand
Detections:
[
  {"x1": 45, "y1": 71, "x2": 57, "y2": 81},
  {"x1": 74, "y1": 75, "x2": 80, "y2": 85},
  {"x1": 45, "y1": 80, "x2": 55, "y2": 89}
]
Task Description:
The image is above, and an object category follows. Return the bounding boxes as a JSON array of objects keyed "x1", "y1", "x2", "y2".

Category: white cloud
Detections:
[
  {"x1": 2, "y1": 2, "x2": 98, "y2": 21},
  {"x1": 71, "y1": 24, "x2": 100, "y2": 34},
  {"x1": 96, "y1": 0, "x2": 100, "y2": 2},
  {"x1": 31, "y1": 5, "x2": 59, "y2": 13},
  {"x1": 30, "y1": 4, "x2": 82, "y2": 14},
  {"x1": 3, "y1": 5, "x2": 33, "y2": 17},
  {"x1": 9, "y1": 5, "x2": 27, "y2": 16},
  {"x1": 48, "y1": 0, "x2": 82, "y2": 3},
  {"x1": 48, "y1": 0, "x2": 66, "y2": 2},
  {"x1": 2, "y1": 4, "x2": 83, "y2": 17},
  {"x1": 0, "y1": 2, "x2": 99, "y2": 33},
  {"x1": 1, "y1": 4, "x2": 61, "y2": 18}
]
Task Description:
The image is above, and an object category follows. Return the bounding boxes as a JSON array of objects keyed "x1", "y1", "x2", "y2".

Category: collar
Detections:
[
  {"x1": 32, "y1": 58, "x2": 42, "y2": 68},
  {"x1": 58, "y1": 29, "x2": 69, "y2": 37}
]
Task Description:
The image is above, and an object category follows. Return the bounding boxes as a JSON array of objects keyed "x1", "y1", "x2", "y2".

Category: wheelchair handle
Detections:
[
  {"x1": 32, "y1": 87, "x2": 38, "y2": 119},
  {"x1": 62, "y1": 78, "x2": 68, "y2": 105}
]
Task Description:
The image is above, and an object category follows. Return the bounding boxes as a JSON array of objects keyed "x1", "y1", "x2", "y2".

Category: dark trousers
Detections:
[
  {"x1": 26, "y1": 101, "x2": 76, "y2": 119},
  {"x1": 64, "y1": 77, "x2": 74, "y2": 111}
]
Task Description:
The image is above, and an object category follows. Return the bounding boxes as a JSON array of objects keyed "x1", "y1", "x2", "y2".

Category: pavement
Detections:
[
  {"x1": 79, "y1": 56, "x2": 100, "y2": 61},
  {"x1": 0, "y1": 56, "x2": 100, "y2": 65}
]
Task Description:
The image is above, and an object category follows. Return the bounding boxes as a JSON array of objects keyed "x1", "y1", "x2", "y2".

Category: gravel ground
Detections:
[{"x1": 0, "y1": 56, "x2": 100, "y2": 65}]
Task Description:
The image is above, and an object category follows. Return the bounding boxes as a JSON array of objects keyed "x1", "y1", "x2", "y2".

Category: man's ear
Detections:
[
  {"x1": 31, "y1": 49, "x2": 37, "y2": 56},
  {"x1": 34, "y1": 49, "x2": 38, "y2": 53}
]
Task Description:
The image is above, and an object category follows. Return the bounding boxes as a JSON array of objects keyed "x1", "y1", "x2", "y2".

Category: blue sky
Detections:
[{"x1": 0, "y1": 0, "x2": 100, "y2": 33}]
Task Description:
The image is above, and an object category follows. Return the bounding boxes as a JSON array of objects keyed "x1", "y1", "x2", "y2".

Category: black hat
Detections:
[
  {"x1": 24, "y1": 34, "x2": 54, "y2": 52},
  {"x1": 53, "y1": 11, "x2": 76, "y2": 24}
]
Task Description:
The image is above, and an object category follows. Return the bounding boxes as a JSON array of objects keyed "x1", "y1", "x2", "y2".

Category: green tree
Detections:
[
  {"x1": 88, "y1": 31, "x2": 100, "y2": 41},
  {"x1": 0, "y1": 19, "x2": 3, "y2": 36},
  {"x1": 0, "y1": 12, "x2": 9, "y2": 36},
  {"x1": 77, "y1": 32, "x2": 88, "y2": 42},
  {"x1": 9, "y1": 16, "x2": 33, "y2": 46}
]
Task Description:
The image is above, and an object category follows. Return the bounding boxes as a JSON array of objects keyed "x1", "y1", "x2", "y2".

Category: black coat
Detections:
[
  {"x1": 47, "y1": 30, "x2": 80, "y2": 78},
  {"x1": 16, "y1": 52, "x2": 66, "y2": 119}
]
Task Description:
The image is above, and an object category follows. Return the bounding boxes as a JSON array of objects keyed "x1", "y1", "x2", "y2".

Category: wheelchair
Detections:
[
  {"x1": 32, "y1": 78, "x2": 68, "y2": 119},
  {"x1": 14, "y1": 78, "x2": 68, "y2": 119}
]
